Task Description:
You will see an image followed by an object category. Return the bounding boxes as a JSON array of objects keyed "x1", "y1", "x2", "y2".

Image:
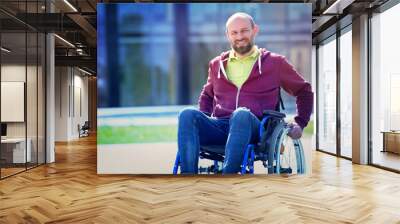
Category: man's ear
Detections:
[{"x1": 253, "y1": 24, "x2": 259, "y2": 36}]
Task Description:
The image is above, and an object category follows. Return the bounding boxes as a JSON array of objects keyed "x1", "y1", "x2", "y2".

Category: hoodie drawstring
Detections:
[{"x1": 218, "y1": 59, "x2": 228, "y2": 79}]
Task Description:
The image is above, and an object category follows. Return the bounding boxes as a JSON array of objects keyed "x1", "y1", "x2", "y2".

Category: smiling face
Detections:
[{"x1": 226, "y1": 15, "x2": 259, "y2": 56}]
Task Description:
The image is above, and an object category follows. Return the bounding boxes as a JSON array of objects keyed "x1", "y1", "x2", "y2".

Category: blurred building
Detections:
[{"x1": 97, "y1": 3, "x2": 312, "y2": 115}]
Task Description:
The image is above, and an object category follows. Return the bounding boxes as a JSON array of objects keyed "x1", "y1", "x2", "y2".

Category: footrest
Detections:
[
  {"x1": 279, "y1": 167, "x2": 292, "y2": 174},
  {"x1": 199, "y1": 165, "x2": 221, "y2": 174}
]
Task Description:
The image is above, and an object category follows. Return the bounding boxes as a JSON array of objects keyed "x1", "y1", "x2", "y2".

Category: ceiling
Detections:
[
  {"x1": 0, "y1": 0, "x2": 97, "y2": 74},
  {"x1": 0, "y1": 0, "x2": 393, "y2": 75}
]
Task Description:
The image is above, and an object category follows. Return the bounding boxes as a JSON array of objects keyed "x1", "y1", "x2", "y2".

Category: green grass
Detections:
[
  {"x1": 303, "y1": 120, "x2": 314, "y2": 136},
  {"x1": 98, "y1": 120, "x2": 315, "y2": 145},
  {"x1": 98, "y1": 125, "x2": 177, "y2": 145}
]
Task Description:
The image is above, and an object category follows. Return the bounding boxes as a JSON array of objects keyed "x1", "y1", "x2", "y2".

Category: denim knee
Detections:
[
  {"x1": 230, "y1": 107, "x2": 252, "y2": 127},
  {"x1": 178, "y1": 107, "x2": 199, "y2": 123}
]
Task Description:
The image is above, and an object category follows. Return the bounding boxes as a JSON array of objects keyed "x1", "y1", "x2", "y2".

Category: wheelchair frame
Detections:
[{"x1": 173, "y1": 110, "x2": 306, "y2": 175}]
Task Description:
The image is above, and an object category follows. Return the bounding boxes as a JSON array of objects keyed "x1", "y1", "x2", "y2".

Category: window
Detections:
[
  {"x1": 371, "y1": 3, "x2": 400, "y2": 171},
  {"x1": 317, "y1": 36, "x2": 337, "y2": 154},
  {"x1": 0, "y1": 1, "x2": 46, "y2": 179},
  {"x1": 339, "y1": 28, "x2": 352, "y2": 158}
]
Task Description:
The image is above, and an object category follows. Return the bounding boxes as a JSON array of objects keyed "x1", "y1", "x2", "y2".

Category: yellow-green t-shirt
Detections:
[{"x1": 226, "y1": 46, "x2": 260, "y2": 88}]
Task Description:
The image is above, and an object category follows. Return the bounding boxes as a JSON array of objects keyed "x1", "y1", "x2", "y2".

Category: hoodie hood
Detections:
[{"x1": 217, "y1": 48, "x2": 271, "y2": 79}]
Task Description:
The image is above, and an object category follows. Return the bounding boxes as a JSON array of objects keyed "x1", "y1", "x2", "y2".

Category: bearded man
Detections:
[{"x1": 177, "y1": 12, "x2": 313, "y2": 174}]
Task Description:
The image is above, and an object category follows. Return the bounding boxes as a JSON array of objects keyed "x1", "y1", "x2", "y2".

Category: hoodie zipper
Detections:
[
  {"x1": 235, "y1": 86, "x2": 241, "y2": 109},
  {"x1": 234, "y1": 55, "x2": 260, "y2": 109},
  {"x1": 219, "y1": 48, "x2": 264, "y2": 109}
]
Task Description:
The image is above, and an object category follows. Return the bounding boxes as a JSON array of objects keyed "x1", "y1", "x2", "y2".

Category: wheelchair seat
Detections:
[{"x1": 263, "y1": 110, "x2": 286, "y2": 119}]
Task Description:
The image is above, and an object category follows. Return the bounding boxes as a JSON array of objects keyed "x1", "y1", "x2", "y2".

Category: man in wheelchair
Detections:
[{"x1": 177, "y1": 12, "x2": 313, "y2": 174}]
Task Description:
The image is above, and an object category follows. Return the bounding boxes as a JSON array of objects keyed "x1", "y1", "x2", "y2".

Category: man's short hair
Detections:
[{"x1": 225, "y1": 12, "x2": 255, "y2": 32}]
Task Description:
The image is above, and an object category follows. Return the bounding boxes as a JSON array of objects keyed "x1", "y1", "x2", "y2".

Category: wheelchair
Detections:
[
  {"x1": 78, "y1": 121, "x2": 90, "y2": 138},
  {"x1": 173, "y1": 110, "x2": 306, "y2": 175}
]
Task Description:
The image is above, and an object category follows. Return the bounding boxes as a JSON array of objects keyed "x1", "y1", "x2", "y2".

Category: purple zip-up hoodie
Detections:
[{"x1": 198, "y1": 48, "x2": 314, "y2": 129}]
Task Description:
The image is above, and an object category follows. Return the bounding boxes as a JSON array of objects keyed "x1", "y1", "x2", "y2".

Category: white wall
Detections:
[
  {"x1": 1, "y1": 65, "x2": 41, "y2": 138},
  {"x1": 1, "y1": 64, "x2": 46, "y2": 163},
  {"x1": 1, "y1": 82, "x2": 25, "y2": 122},
  {"x1": 55, "y1": 67, "x2": 89, "y2": 141},
  {"x1": 72, "y1": 73, "x2": 89, "y2": 138},
  {"x1": 55, "y1": 67, "x2": 69, "y2": 141},
  {"x1": 1, "y1": 65, "x2": 26, "y2": 139},
  {"x1": 1, "y1": 65, "x2": 26, "y2": 81}
]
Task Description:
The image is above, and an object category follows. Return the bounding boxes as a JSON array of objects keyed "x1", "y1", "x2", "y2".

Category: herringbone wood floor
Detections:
[{"x1": 1, "y1": 135, "x2": 400, "y2": 223}]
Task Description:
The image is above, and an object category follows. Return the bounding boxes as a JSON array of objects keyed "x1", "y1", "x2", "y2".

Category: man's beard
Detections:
[{"x1": 232, "y1": 40, "x2": 254, "y2": 55}]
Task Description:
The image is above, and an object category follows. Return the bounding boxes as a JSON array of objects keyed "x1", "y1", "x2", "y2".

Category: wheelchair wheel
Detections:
[
  {"x1": 274, "y1": 127, "x2": 290, "y2": 174},
  {"x1": 266, "y1": 121, "x2": 285, "y2": 174},
  {"x1": 293, "y1": 139, "x2": 306, "y2": 174},
  {"x1": 268, "y1": 126, "x2": 307, "y2": 175}
]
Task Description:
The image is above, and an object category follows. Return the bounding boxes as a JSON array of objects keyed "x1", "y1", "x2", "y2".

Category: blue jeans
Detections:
[{"x1": 177, "y1": 107, "x2": 260, "y2": 174}]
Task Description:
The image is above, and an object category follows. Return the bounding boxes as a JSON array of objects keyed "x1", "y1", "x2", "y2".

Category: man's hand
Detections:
[{"x1": 287, "y1": 122, "x2": 302, "y2": 139}]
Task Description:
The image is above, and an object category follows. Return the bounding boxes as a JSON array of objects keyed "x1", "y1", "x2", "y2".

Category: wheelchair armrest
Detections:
[{"x1": 262, "y1": 110, "x2": 286, "y2": 119}]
